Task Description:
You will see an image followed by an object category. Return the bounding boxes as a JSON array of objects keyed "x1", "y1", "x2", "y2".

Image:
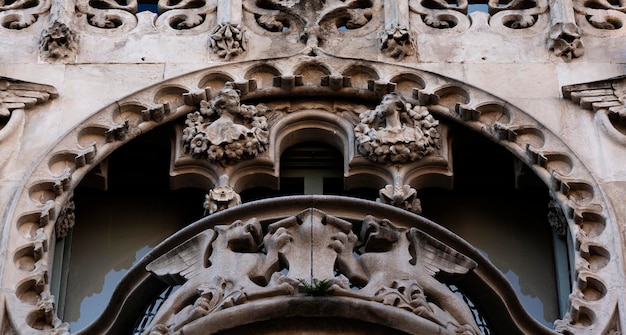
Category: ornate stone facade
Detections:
[{"x1": 1, "y1": 1, "x2": 626, "y2": 335}]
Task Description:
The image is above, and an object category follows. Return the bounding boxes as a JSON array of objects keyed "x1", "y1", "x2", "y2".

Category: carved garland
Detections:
[{"x1": 0, "y1": 57, "x2": 618, "y2": 335}]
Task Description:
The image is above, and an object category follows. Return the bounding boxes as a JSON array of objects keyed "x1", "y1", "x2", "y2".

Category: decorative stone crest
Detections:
[
  {"x1": 182, "y1": 82, "x2": 269, "y2": 164},
  {"x1": 355, "y1": 93, "x2": 440, "y2": 164},
  {"x1": 40, "y1": 21, "x2": 79, "y2": 60},
  {"x1": 209, "y1": 23, "x2": 246, "y2": 60},
  {"x1": 143, "y1": 208, "x2": 480, "y2": 334}
]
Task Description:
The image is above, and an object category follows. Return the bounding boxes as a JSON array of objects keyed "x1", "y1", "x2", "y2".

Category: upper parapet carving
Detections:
[
  {"x1": 355, "y1": 92, "x2": 440, "y2": 163},
  {"x1": 243, "y1": 0, "x2": 378, "y2": 50},
  {"x1": 144, "y1": 208, "x2": 480, "y2": 335},
  {"x1": 182, "y1": 82, "x2": 269, "y2": 164}
]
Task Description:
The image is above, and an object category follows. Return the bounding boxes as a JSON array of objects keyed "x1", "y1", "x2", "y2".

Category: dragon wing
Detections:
[
  {"x1": 408, "y1": 227, "x2": 477, "y2": 282},
  {"x1": 145, "y1": 230, "x2": 216, "y2": 285}
]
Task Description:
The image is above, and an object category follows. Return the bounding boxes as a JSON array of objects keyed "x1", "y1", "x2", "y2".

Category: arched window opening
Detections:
[
  {"x1": 53, "y1": 126, "x2": 205, "y2": 332},
  {"x1": 419, "y1": 126, "x2": 569, "y2": 328}
]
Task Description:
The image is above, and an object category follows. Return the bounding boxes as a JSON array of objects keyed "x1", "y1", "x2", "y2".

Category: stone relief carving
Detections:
[
  {"x1": 355, "y1": 93, "x2": 440, "y2": 164},
  {"x1": 548, "y1": 22, "x2": 584, "y2": 61},
  {"x1": 209, "y1": 23, "x2": 246, "y2": 59},
  {"x1": 0, "y1": 77, "x2": 58, "y2": 133},
  {"x1": 548, "y1": 0, "x2": 584, "y2": 61},
  {"x1": 182, "y1": 82, "x2": 269, "y2": 164},
  {"x1": 243, "y1": 0, "x2": 376, "y2": 49},
  {"x1": 40, "y1": 21, "x2": 79, "y2": 60},
  {"x1": 378, "y1": 24, "x2": 414, "y2": 59},
  {"x1": 144, "y1": 208, "x2": 480, "y2": 334},
  {"x1": 0, "y1": 0, "x2": 50, "y2": 29}
]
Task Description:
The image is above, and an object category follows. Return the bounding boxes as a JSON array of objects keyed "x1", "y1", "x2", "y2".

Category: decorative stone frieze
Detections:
[
  {"x1": 181, "y1": 82, "x2": 269, "y2": 164},
  {"x1": 40, "y1": 21, "x2": 78, "y2": 60},
  {"x1": 355, "y1": 93, "x2": 440, "y2": 164},
  {"x1": 144, "y1": 208, "x2": 480, "y2": 334}
]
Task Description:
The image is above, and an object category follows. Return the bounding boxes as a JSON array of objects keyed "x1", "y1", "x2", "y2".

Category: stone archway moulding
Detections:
[{"x1": 0, "y1": 55, "x2": 620, "y2": 335}]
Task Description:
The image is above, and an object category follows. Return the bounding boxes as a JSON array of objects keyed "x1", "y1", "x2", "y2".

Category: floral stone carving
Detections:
[
  {"x1": 40, "y1": 21, "x2": 79, "y2": 60},
  {"x1": 355, "y1": 93, "x2": 440, "y2": 164},
  {"x1": 378, "y1": 25, "x2": 414, "y2": 59},
  {"x1": 182, "y1": 82, "x2": 269, "y2": 164},
  {"x1": 548, "y1": 22, "x2": 584, "y2": 61},
  {"x1": 209, "y1": 23, "x2": 246, "y2": 60},
  {"x1": 144, "y1": 208, "x2": 480, "y2": 334}
]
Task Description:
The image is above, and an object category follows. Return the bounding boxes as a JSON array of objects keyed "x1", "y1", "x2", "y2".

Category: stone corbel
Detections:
[
  {"x1": 210, "y1": 0, "x2": 246, "y2": 60},
  {"x1": 379, "y1": 0, "x2": 414, "y2": 59},
  {"x1": 548, "y1": 0, "x2": 584, "y2": 61},
  {"x1": 377, "y1": 183, "x2": 422, "y2": 214}
]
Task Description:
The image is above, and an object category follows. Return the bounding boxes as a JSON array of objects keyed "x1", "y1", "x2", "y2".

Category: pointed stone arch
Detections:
[{"x1": 1, "y1": 55, "x2": 619, "y2": 335}]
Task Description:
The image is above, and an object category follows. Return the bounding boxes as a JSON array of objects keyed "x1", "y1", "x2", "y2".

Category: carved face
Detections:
[
  {"x1": 380, "y1": 94, "x2": 404, "y2": 116},
  {"x1": 224, "y1": 218, "x2": 262, "y2": 252},
  {"x1": 214, "y1": 89, "x2": 240, "y2": 115}
]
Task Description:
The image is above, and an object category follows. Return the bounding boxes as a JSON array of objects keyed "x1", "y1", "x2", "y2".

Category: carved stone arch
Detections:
[{"x1": 0, "y1": 56, "x2": 620, "y2": 335}]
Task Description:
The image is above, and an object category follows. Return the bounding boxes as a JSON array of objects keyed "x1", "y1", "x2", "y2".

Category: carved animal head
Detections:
[
  {"x1": 360, "y1": 215, "x2": 406, "y2": 252},
  {"x1": 216, "y1": 218, "x2": 262, "y2": 252}
]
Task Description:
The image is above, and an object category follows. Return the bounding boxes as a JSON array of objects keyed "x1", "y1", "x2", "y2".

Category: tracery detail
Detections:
[
  {"x1": 143, "y1": 209, "x2": 480, "y2": 334},
  {"x1": 181, "y1": 82, "x2": 269, "y2": 164},
  {"x1": 573, "y1": 0, "x2": 626, "y2": 30},
  {"x1": 355, "y1": 93, "x2": 440, "y2": 164},
  {"x1": 0, "y1": 0, "x2": 50, "y2": 29}
]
